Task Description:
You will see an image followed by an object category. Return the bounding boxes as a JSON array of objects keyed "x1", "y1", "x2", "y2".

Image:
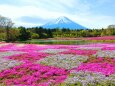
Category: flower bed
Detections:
[
  {"x1": 38, "y1": 54, "x2": 88, "y2": 69},
  {"x1": 0, "y1": 63, "x2": 68, "y2": 86},
  {"x1": 76, "y1": 62, "x2": 115, "y2": 76},
  {"x1": 0, "y1": 43, "x2": 115, "y2": 86},
  {"x1": 84, "y1": 36, "x2": 115, "y2": 40},
  {"x1": 61, "y1": 49, "x2": 97, "y2": 56},
  {"x1": 6, "y1": 52, "x2": 49, "y2": 63}
]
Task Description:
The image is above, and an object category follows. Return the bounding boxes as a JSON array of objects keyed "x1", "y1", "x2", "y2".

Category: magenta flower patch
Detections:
[
  {"x1": 77, "y1": 62, "x2": 115, "y2": 76},
  {"x1": 0, "y1": 63, "x2": 68, "y2": 86},
  {"x1": 6, "y1": 52, "x2": 49, "y2": 63},
  {"x1": 61, "y1": 49, "x2": 97, "y2": 56}
]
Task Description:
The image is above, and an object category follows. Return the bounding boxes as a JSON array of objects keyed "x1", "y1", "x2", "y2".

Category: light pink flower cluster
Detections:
[
  {"x1": 84, "y1": 36, "x2": 115, "y2": 40},
  {"x1": 0, "y1": 43, "x2": 47, "y2": 52},
  {"x1": 17, "y1": 44, "x2": 47, "y2": 52}
]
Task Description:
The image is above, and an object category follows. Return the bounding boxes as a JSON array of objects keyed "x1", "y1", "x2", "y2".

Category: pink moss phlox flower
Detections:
[
  {"x1": 102, "y1": 47, "x2": 115, "y2": 50},
  {"x1": 17, "y1": 44, "x2": 47, "y2": 52},
  {"x1": 6, "y1": 52, "x2": 49, "y2": 62},
  {"x1": 0, "y1": 43, "x2": 15, "y2": 51},
  {"x1": 85, "y1": 36, "x2": 115, "y2": 40},
  {"x1": 0, "y1": 63, "x2": 68, "y2": 85},
  {"x1": 77, "y1": 62, "x2": 115, "y2": 76},
  {"x1": 61, "y1": 49, "x2": 97, "y2": 56}
]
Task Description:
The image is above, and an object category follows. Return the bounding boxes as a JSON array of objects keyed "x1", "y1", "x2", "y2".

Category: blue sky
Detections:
[{"x1": 0, "y1": 0, "x2": 115, "y2": 28}]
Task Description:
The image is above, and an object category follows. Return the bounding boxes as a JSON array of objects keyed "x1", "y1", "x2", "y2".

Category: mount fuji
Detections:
[{"x1": 41, "y1": 16, "x2": 87, "y2": 29}]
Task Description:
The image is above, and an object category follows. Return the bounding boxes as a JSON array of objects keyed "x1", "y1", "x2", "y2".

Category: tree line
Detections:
[{"x1": 0, "y1": 15, "x2": 115, "y2": 42}]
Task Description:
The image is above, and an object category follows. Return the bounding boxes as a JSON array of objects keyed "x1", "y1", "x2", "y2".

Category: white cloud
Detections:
[
  {"x1": 0, "y1": 0, "x2": 114, "y2": 28},
  {"x1": 15, "y1": 21, "x2": 39, "y2": 27}
]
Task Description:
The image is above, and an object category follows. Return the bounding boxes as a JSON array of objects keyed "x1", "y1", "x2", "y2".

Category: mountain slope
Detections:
[{"x1": 42, "y1": 16, "x2": 87, "y2": 29}]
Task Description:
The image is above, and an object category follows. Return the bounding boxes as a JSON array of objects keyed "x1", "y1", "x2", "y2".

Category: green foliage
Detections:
[
  {"x1": 0, "y1": 33, "x2": 6, "y2": 41},
  {"x1": 0, "y1": 26, "x2": 115, "y2": 42},
  {"x1": 31, "y1": 33, "x2": 39, "y2": 39},
  {"x1": 19, "y1": 26, "x2": 31, "y2": 41},
  {"x1": 59, "y1": 81, "x2": 115, "y2": 86},
  {"x1": 0, "y1": 83, "x2": 6, "y2": 86},
  {"x1": 59, "y1": 82, "x2": 82, "y2": 86},
  {"x1": 6, "y1": 28, "x2": 19, "y2": 41}
]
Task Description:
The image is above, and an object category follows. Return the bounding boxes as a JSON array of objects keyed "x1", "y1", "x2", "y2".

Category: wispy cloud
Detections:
[
  {"x1": 18, "y1": 16, "x2": 50, "y2": 24},
  {"x1": 0, "y1": 0, "x2": 115, "y2": 28}
]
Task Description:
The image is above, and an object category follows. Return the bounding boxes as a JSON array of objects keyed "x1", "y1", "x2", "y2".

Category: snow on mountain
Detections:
[{"x1": 41, "y1": 16, "x2": 87, "y2": 29}]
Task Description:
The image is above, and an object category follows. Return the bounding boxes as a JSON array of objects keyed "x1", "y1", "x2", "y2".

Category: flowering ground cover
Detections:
[
  {"x1": 0, "y1": 43, "x2": 115, "y2": 86},
  {"x1": 84, "y1": 36, "x2": 115, "y2": 40}
]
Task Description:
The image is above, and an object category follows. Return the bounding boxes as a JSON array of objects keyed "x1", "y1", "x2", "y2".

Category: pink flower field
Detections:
[
  {"x1": 0, "y1": 43, "x2": 115, "y2": 86},
  {"x1": 84, "y1": 36, "x2": 115, "y2": 40}
]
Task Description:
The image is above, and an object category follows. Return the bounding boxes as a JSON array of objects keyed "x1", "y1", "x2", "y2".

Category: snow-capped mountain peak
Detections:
[
  {"x1": 42, "y1": 16, "x2": 87, "y2": 29},
  {"x1": 55, "y1": 16, "x2": 71, "y2": 24}
]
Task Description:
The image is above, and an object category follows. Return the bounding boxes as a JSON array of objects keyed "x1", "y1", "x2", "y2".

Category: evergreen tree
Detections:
[{"x1": 19, "y1": 26, "x2": 30, "y2": 41}]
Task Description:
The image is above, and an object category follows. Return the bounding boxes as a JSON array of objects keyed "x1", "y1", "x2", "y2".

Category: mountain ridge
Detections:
[{"x1": 41, "y1": 16, "x2": 87, "y2": 29}]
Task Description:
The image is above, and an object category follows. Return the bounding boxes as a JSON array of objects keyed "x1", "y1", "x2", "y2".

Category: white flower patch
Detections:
[
  {"x1": 0, "y1": 59, "x2": 21, "y2": 71},
  {"x1": 0, "y1": 51, "x2": 25, "y2": 58},
  {"x1": 16, "y1": 44, "x2": 25, "y2": 47},
  {"x1": 64, "y1": 71, "x2": 115, "y2": 86},
  {"x1": 36, "y1": 45, "x2": 47, "y2": 46},
  {"x1": 38, "y1": 54, "x2": 88, "y2": 69},
  {"x1": 94, "y1": 50, "x2": 115, "y2": 58},
  {"x1": 39, "y1": 49, "x2": 68, "y2": 54},
  {"x1": 77, "y1": 46, "x2": 102, "y2": 50},
  {"x1": 0, "y1": 43, "x2": 9, "y2": 47}
]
